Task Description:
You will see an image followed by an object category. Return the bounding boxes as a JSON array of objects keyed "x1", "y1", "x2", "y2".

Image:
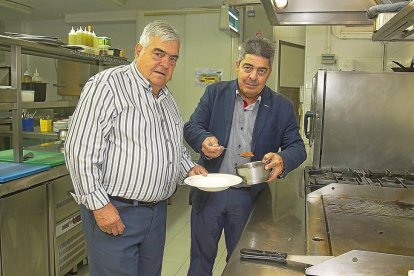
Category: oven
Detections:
[{"x1": 301, "y1": 69, "x2": 414, "y2": 273}]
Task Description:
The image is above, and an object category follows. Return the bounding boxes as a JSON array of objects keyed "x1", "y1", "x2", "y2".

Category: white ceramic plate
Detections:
[{"x1": 184, "y1": 173, "x2": 242, "y2": 192}]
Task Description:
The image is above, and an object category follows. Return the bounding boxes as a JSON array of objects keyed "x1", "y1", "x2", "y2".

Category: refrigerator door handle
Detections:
[{"x1": 304, "y1": 111, "x2": 316, "y2": 140}]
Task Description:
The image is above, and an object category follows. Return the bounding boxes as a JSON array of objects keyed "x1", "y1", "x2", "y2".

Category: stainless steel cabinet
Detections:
[
  {"x1": 0, "y1": 184, "x2": 49, "y2": 276},
  {"x1": 48, "y1": 175, "x2": 85, "y2": 276}
]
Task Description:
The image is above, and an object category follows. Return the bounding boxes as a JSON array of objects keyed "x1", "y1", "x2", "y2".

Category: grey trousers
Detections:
[{"x1": 80, "y1": 198, "x2": 167, "y2": 276}]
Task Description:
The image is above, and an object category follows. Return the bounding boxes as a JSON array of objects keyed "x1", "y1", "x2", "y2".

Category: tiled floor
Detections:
[{"x1": 74, "y1": 185, "x2": 227, "y2": 276}]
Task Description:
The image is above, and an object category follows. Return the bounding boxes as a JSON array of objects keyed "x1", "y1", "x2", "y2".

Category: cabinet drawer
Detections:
[{"x1": 52, "y1": 175, "x2": 79, "y2": 222}]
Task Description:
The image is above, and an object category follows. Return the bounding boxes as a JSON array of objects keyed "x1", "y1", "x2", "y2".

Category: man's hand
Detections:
[
  {"x1": 262, "y1": 152, "x2": 285, "y2": 182},
  {"x1": 93, "y1": 203, "x2": 125, "y2": 236},
  {"x1": 187, "y1": 165, "x2": 208, "y2": 177},
  {"x1": 201, "y1": 136, "x2": 224, "y2": 159}
]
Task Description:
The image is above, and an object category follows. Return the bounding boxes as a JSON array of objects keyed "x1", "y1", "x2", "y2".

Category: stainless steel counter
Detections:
[
  {"x1": 0, "y1": 142, "x2": 67, "y2": 198},
  {"x1": 0, "y1": 142, "x2": 85, "y2": 276},
  {"x1": 223, "y1": 167, "x2": 307, "y2": 275}
]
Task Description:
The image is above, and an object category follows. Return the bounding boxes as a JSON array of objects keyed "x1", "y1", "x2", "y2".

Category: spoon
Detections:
[{"x1": 223, "y1": 148, "x2": 254, "y2": 158}]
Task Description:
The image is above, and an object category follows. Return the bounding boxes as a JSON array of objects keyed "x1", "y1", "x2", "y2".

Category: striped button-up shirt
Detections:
[{"x1": 65, "y1": 62, "x2": 196, "y2": 210}]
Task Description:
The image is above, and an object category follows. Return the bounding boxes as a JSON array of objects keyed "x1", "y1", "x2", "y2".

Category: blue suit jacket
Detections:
[{"x1": 184, "y1": 80, "x2": 306, "y2": 212}]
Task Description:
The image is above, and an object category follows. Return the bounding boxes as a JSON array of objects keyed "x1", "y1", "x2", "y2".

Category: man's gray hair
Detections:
[
  {"x1": 237, "y1": 37, "x2": 275, "y2": 68},
  {"x1": 139, "y1": 20, "x2": 180, "y2": 48}
]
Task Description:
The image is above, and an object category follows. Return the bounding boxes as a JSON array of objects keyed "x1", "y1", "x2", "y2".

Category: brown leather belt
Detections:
[{"x1": 108, "y1": 195, "x2": 161, "y2": 208}]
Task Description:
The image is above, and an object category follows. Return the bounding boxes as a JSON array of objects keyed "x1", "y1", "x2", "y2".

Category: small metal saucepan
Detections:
[{"x1": 236, "y1": 161, "x2": 270, "y2": 185}]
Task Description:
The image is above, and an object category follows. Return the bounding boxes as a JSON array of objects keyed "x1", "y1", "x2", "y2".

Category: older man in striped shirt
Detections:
[{"x1": 65, "y1": 21, "x2": 207, "y2": 276}]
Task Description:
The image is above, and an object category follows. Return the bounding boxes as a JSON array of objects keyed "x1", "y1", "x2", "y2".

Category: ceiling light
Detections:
[
  {"x1": 0, "y1": 0, "x2": 33, "y2": 13},
  {"x1": 272, "y1": 0, "x2": 288, "y2": 10}
]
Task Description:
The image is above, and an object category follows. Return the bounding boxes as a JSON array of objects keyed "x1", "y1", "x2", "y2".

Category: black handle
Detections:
[
  {"x1": 304, "y1": 111, "x2": 316, "y2": 139},
  {"x1": 392, "y1": 60, "x2": 406, "y2": 69},
  {"x1": 240, "y1": 248, "x2": 287, "y2": 264}
]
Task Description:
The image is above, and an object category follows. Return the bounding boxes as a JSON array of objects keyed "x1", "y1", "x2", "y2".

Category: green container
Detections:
[{"x1": 98, "y1": 36, "x2": 111, "y2": 47}]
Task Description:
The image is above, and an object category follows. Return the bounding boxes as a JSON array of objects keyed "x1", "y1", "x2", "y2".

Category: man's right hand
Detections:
[
  {"x1": 93, "y1": 203, "x2": 125, "y2": 236},
  {"x1": 201, "y1": 136, "x2": 224, "y2": 159}
]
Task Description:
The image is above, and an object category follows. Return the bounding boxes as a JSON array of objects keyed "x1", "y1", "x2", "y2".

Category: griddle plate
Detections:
[
  {"x1": 323, "y1": 195, "x2": 414, "y2": 256},
  {"x1": 306, "y1": 250, "x2": 414, "y2": 276}
]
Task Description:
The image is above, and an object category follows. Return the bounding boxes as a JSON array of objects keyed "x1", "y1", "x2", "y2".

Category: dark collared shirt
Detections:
[{"x1": 219, "y1": 90, "x2": 260, "y2": 175}]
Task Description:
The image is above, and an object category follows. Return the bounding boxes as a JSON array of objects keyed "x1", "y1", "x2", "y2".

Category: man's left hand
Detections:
[
  {"x1": 187, "y1": 165, "x2": 208, "y2": 177},
  {"x1": 262, "y1": 152, "x2": 285, "y2": 182}
]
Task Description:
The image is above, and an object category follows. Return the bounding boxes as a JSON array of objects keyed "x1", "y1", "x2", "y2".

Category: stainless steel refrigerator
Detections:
[{"x1": 304, "y1": 69, "x2": 414, "y2": 171}]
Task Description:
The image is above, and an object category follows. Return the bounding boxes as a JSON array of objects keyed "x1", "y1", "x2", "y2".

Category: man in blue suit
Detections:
[{"x1": 184, "y1": 36, "x2": 306, "y2": 276}]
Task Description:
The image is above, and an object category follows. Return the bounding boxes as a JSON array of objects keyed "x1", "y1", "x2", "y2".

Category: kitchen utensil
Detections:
[
  {"x1": 23, "y1": 151, "x2": 34, "y2": 161},
  {"x1": 223, "y1": 148, "x2": 253, "y2": 158},
  {"x1": 240, "y1": 248, "x2": 333, "y2": 265},
  {"x1": 240, "y1": 248, "x2": 414, "y2": 275},
  {"x1": 391, "y1": 60, "x2": 414, "y2": 72},
  {"x1": 184, "y1": 173, "x2": 242, "y2": 192},
  {"x1": 236, "y1": 161, "x2": 270, "y2": 185}
]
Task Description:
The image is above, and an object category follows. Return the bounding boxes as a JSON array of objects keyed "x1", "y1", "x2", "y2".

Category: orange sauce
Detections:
[{"x1": 240, "y1": 151, "x2": 254, "y2": 157}]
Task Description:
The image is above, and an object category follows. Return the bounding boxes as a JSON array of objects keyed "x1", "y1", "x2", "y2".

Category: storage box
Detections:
[
  {"x1": 22, "y1": 90, "x2": 35, "y2": 102},
  {"x1": 21, "y1": 82, "x2": 47, "y2": 102}
]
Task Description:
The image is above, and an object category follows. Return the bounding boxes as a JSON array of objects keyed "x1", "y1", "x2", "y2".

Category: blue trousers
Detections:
[
  {"x1": 187, "y1": 188, "x2": 253, "y2": 276},
  {"x1": 80, "y1": 198, "x2": 167, "y2": 276}
]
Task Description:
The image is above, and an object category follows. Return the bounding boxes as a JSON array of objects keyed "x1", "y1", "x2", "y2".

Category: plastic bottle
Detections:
[
  {"x1": 82, "y1": 26, "x2": 88, "y2": 46},
  {"x1": 68, "y1": 26, "x2": 76, "y2": 45},
  {"x1": 92, "y1": 31, "x2": 99, "y2": 53},
  {"x1": 87, "y1": 26, "x2": 93, "y2": 47},
  {"x1": 32, "y1": 69, "x2": 42, "y2": 82},
  {"x1": 76, "y1": 26, "x2": 83, "y2": 45},
  {"x1": 22, "y1": 69, "x2": 32, "y2": 83}
]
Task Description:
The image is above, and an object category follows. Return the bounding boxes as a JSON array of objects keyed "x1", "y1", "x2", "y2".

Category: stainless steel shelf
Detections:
[
  {"x1": 22, "y1": 101, "x2": 78, "y2": 109},
  {"x1": 0, "y1": 35, "x2": 129, "y2": 66},
  {"x1": 0, "y1": 101, "x2": 78, "y2": 110},
  {"x1": 372, "y1": 1, "x2": 414, "y2": 41},
  {"x1": 0, "y1": 118, "x2": 12, "y2": 124},
  {"x1": 0, "y1": 103, "x2": 15, "y2": 110},
  {"x1": 0, "y1": 130, "x2": 58, "y2": 140},
  {"x1": 0, "y1": 35, "x2": 127, "y2": 162}
]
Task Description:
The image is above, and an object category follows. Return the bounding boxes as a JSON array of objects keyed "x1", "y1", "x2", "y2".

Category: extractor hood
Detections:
[{"x1": 261, "y1": 0, "x2": 383, "y2": 25}]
